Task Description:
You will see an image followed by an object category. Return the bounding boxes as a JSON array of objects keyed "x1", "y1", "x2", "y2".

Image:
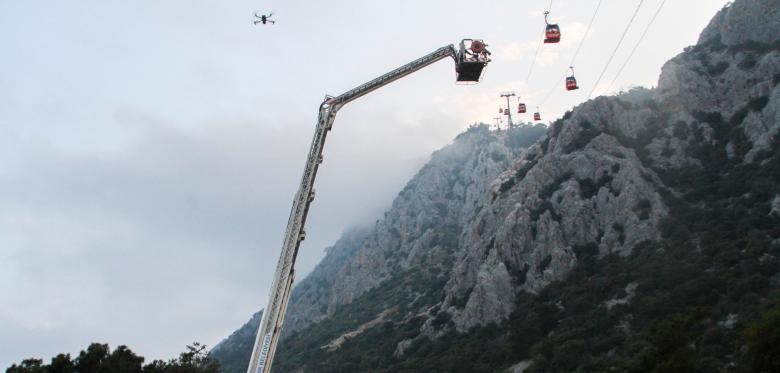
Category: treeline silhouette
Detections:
[{"x1": 6, "y1": 342, "x2": 219, "y2": 373}]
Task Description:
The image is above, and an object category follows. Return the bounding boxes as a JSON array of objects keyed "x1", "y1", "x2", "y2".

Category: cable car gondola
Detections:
[
  {"x1": 518, "y1": 102, "x2": 527, "y2": 114},
  {"x1": 534, "y1": 108, "x2": 542, "y2": 121},
  {"x1": 566, "y1": 66, "x2": 579, "y2": 91},
  {"x1": 544, "y1": 11, "x2": 561, "y2": 44}
]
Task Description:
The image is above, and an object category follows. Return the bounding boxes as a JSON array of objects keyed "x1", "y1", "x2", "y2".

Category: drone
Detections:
[{"x1": 254, "y1": 11, "x2": 275, "y2": 25}]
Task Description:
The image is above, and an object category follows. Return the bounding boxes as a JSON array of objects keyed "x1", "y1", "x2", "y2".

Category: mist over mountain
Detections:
[{"x1": 212, "y1": 0, "x2": 780, "y2": 371}]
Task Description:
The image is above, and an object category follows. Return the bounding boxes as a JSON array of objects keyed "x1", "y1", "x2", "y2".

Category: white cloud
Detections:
[{"x1": 497, "y1": 41, "x2": 539, "y2": 62}]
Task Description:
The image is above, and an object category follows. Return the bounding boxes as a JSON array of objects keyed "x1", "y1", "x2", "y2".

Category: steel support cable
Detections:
[
  {"x1": 569, "y1": 0, "x2": 603, "y2": 67},
  {"x1": 524, "y1": 0, "x2": 555, "y2": 84},
  {"x1": 540, "y1": 0, "x2": 604, "y2": 106},
  {"x1": 602, "y1": 0, "x2": 667, "y2": 95},
  {"x1": 587, "y1": 0, "x2": 645, "y2": 99},
  {"x1": 540, "y1": 74, "x2": 566, "y2": 106},
  {"x1": 525, "y1": 26, "x2": 546, "y2": 83}
]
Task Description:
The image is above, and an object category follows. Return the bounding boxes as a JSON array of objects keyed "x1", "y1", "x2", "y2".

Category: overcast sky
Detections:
[{"x1": 1, "y1": 0, "x2": 731, "y2": 368}]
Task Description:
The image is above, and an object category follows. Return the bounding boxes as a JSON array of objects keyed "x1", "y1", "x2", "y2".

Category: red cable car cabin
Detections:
[
  {"x1": 534, "y1": 112, "x2": 541, "y2": 121},
  {"x1": 543, "y1": 11, "x2": 561, "y2": 44},
  {"x1": 566, "y1": 76, "x2": 579, "y2": 91},
  {"x1": 544, "y1": 24, "x2": 561, "y2": 43},
  {"x1": 518, "y1": 103, "x2": 527, "y2": 113}
]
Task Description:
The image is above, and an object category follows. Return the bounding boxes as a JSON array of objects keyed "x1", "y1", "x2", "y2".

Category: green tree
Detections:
[
  {"x1": 6, "y1": 359, "x2": 46, "y2": 373},
  {"x1": 5, "y1": 342, "x2": 219, "y2": 373},
  {"x1": 48, "y1": 354, "x2": 75, "y2": 373},
  {"x1": 105, "y1": 345, "x2": 144, "y2": 373},
  {"x1": 141, "y1": 342, "x2": 220, "y2": 373},
  {"x1": 167, "y1": 343, "x2": 220, "y2": 373},
  {"x1": 743, "y1": 304, "x2": 780, "y2": 372},
  {"x1": 629, "y1": 314, "x2": 697, "y2": 373},
  {"x1": 140, "y1": 360, "x2": 167, "y2": 373},
  {"x1": 75, "y1": 343, "x2": 110, "y2": 373}
]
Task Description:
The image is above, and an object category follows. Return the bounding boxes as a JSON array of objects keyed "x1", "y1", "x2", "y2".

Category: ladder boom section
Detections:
[
  {"x1": 248, "y1": 41, "x2": 482, "y2": 373},
  {"x1": 332, "y1": 45, "x2": 457, "y2": 107},
  {"x1": 247, "y1": 103, "x2": 333, "y2": 373}
]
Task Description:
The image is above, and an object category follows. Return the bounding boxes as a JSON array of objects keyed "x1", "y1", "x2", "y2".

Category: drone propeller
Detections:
[{"x1": 253, "y1": 10, "x2": 276, "y2": 25}]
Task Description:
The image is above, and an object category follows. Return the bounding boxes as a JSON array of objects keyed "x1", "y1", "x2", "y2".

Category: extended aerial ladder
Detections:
[{"x1": 247, "y1": 39, "x2": 491, "y2": 373}]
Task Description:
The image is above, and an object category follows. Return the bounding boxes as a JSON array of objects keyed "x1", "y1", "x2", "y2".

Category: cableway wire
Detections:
[
  {"x1": 587, "y1": 0, "x2": 645, "y2": 99},
  {"x1": 602, "y1": 0, "x2": 667, "y2": 95},
  {"x1": 524, "y1": 0, "x2": 555, "y2": 84},
  {"x1": 568, "y1": 0, "x2": 603, "y2": 68},
  {"x1": 539, "y1": 0, "x2": 604, "y2": 106}
]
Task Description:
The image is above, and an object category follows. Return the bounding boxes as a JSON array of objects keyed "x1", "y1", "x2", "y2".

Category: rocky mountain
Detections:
[
  {"x1": 212, "y1": 0, "x2": 780, "y2": 371},
  {"x1": 281, "y1": 123, "x2": 546, "y2": 338},
  {"x1": 210, "y1": 310, "x2": 262, "y2": 373},
  {"x1": 211, "y1": 122, "x2": 547, "y2": 371}
]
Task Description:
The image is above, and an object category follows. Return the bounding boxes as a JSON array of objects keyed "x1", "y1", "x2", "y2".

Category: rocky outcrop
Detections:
[
  {"x1": 444, "y1": 97, "x2": 669, "y2": 330},
  {"x1": 658, "y1": 0, "x2": 780, "y2": 161},
  {"x1": 698, "y1": 0, "x2": 780, "y2": 47},
  {"x1": 281, "y1": 125, "x2": 538, "y2": 336},
  {"x1": 281, "y1": 227, "x2": 372, "y2": 336}
]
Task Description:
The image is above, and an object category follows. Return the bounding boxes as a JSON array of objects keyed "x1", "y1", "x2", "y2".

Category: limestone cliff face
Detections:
[
  {"x1": 697, "y1": 0, "x2": 780, "y2": 47},
  {"x1": 444, "y1": 97, "x2": 670, "y2": 330},
  {"x1": 658, "y1": 1, "x2": 780, "y2": 162},
  {"x1": 281, "y1": 227, "x2": 372, "y2": 336},
  {"x1": 281, "y1": 126, "x2": 536, "y2": 336}
]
